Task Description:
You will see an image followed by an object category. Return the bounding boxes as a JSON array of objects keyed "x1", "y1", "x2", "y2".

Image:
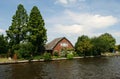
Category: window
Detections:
[{"x1": 60, "y1": 42, "x2": 68, "y2": 47}]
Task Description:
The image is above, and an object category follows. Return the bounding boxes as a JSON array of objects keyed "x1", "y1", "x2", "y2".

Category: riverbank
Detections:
[
  {"x1": 0, "y1": 56, "x2": 88, "y2": 65},
  {"x1": 0, "y1": 52, "x2": 120, "y2": 65},
  {"x1": 101, "y1": 52, "x2": 120, "y2": 56}
]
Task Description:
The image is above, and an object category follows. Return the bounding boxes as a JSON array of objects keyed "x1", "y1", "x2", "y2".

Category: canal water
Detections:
[{"x1": 0, "y1": 56, "x2": 120, "y2": 79}]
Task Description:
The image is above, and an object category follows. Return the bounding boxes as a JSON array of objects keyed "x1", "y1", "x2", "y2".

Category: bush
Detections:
[
  {"x1": 0, "y1": 54, "x2": 7, "y2": 58},
  {"x1": 43, "y1": 52, "x2": 52, "y2": 61},
  {"x1": 72, "y1": 51, "x2": 79, "y2": 57},
  {"x1": 14, "y1": 50, "x2": 22, "y2": 59},
  {"x1": 67, "y1": 52, "x2": 74, "y2": 60},
  {"x1": 60, "y1": 50, "x2": 68, "y2": 57},
  {"x1": 17, "y1": 42, "x2": 34, "y2": 59},
  {"x1": 53, "y1": 51, "x2": 59, "y2": 57},
  {"x1": 33, "y1": 55, "x2": 43, "y2": 60}
]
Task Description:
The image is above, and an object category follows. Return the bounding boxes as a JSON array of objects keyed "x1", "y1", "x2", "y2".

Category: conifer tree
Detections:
[
  {"x1": 6, "y1": 4, "x2": 28, "y2": 51},
  {"x1": 28, "y1": 6, "x2": 47, "y2": 55},
  {"x1": 0, "y1": 34, "x2": 8, "y2": 54}
]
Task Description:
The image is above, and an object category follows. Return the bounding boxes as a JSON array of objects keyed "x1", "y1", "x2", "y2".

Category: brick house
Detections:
[{"x1": 45, "y1": 37, "x2": 74, "y2": 55}]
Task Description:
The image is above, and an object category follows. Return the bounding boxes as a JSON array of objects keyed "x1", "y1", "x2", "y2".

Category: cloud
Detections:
[
  {"x1": 47, "y1": 10, "x2": 118, "y2": 35},
  {"x1": 55, "y1": 0, "x2": 68, "y2": 4},
  {"x1": 53, "y1": 24, "x2": 83, "y2": 34},
  {"x1": 55, "y1": 0, "x2": 84, "y2": 5},
  {"x1": 46, "y1": 10, "x2": 119, "y2": 44},
  {"x1": 0, "y1": 29, "x2": 5, "y2": 34},
  {"x1": 110, "y1": 31, "x2": 120, "y2": 37},
  {"x1": 65, "y1": 10, "x2": 118, "y2": 29}
]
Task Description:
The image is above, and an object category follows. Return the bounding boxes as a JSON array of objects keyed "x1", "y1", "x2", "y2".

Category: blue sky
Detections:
[{"x1": 0, "y1": 0, "x2": 120, "y2": 45}]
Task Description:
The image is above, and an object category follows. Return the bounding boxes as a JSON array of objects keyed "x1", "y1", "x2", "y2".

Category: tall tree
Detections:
[
  {"x1": 0, "y1": 34, "x2": 8, "y2": 54},
  {"x1": 75, "y1": 35, "x2": 92, "y2": 57},
  {"x1": 6, "y1": 4, "x2": 28, "y2": 51},
  {"x1": 28, "y1": 6, "x2": 47, "y2": 55}
]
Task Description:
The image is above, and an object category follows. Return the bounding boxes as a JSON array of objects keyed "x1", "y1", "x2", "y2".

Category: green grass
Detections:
[{"x1": 0, "y1": 58, "x2": 12, "y2": 62}]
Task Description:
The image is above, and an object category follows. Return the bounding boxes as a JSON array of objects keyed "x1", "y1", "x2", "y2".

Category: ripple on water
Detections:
[{"x1": 0, "y1": 57, "x2": 120, "y2": 79}]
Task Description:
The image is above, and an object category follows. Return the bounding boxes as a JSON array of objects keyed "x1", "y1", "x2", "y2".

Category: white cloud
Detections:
[
  {"x1": 56, "y1": 0, "x2": 68, "y2": 4},
  {"x1": 46, "y1": 10, "x2": 119, "y2": 44},
  {"x1": 53, "y1": 24, "x2": 83, "y2": 34},
  {"x1": 55, "y1": 0, "x2": 79, "y2": 5},
  {"x1": 47, "y1": 10, "x2": 118, "y2": 35},
  {"x1": 65, "y1": 10, "x2": 118, "y2": 29},
  {"x1": 0, "y1": 29, "x2": 5, "y2": 34},
  {"x1": 110, "y1": 31, "x2": 120, "y2": 37}
]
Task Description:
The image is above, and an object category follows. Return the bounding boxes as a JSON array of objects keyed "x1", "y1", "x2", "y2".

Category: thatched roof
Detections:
[{"x1": 45, "y1": 37, "x2": 66, "y2": 50}]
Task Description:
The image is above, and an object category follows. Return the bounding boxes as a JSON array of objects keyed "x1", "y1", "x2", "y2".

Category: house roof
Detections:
[{"x1": 45, "y1": 37, "x2": 73, "y2": 50}]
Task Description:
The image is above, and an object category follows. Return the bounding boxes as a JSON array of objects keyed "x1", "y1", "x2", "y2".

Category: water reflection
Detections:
[{"x1": 0, "y1": 56, "x2": 120, "y2": 79}]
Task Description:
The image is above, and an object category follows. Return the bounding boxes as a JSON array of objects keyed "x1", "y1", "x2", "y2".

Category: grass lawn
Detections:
[{"x1": 0, "y1": 58, "x2": 12, "y2": 62}]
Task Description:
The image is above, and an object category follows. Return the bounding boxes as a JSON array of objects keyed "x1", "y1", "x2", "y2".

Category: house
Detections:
[{"x1": 45, "y1": 37, "x2": 74, "y2": 55}]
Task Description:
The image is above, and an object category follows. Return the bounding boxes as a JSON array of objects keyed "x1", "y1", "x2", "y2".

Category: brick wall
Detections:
[{"x1": 53, "y1": 38, "x2": 73, "y2": 54}]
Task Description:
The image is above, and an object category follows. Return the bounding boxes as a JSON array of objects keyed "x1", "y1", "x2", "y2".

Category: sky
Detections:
[{"x1": 0, "y1": 0, "x2": 120, "y2": 45}]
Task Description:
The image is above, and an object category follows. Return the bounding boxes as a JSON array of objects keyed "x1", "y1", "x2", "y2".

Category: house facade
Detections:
[{"x1": 45, "y1": 37, "x2": 74, "y2": 55}]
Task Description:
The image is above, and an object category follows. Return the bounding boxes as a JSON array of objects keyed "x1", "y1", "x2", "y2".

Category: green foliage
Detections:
[
  {"x1": 99, "y1": 33, "x2": 116, "y2": 52},
  {"x1": 60, "y1": 48, "x2": 71, "y2": 57},
  {"x1": 27, "y1": 6, "x2": 47, "y2": 54},
  {"x1": 43, "y1": 52, "x2": 52, "y2": 61},
  {"x1": 6, "y1": 4, "x2": 28, "y2": 44},
  {"x1": 0, "y1": 35, "x2": 8, "y2": 54},
  {"x1": 53, "y1": 51, "x2": 59, "y2": 57},
  {"x1": 66, "y1": 52, "x2": 74, "y2": 60},
  {"x1": 75, "y1": 35, "x2": 93, "y2": 57},
  {"x1": 6, "y1": 4, "x2": 47, "y2": 58},
  {"x1": 33, "y1": 55, "x2": 43, "y2": 60},
  {"x1": 75, "y1": 33, "x2": 116, "y2": 57},
  {"x1": 118, "y1": 45, "x2": 120, "y2": 51},
  {"x1": 91, "y1": 33, "x2": 116, "y2": 55},
  {"x1": 72, "y1": 51, "x2": 79, "y2": 57},
  {"x1": 17, "y1": 42, "x2": 34, "y2": 59},
  {"x1": 6, "y1": 4, "x2": 28, "y2": 54},
  {"x1": 14, "y1": 50, "x2": 22, "y2": 59},
  {"x1": 91, "y1": 37, "x2": 102, "y2": 56}
]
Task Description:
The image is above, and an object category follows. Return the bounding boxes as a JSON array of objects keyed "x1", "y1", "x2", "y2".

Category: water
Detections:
[{"x1": 0, "y1": 56, "x2": 120, "y2": 79}]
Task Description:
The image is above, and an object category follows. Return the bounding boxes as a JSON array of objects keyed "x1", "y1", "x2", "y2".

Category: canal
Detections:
[{"x1": 0, "y1": 56, "x2": 120, "y2": 79}]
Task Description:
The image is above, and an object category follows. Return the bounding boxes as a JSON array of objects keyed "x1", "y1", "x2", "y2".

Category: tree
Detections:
[
  {"x1": 75, "y1": 35, "x2": 93, "y2": 57},
  {"x1": 6, "y1": 4, "x2": 28, "y2": 52},
  {"x1": 91, "y1": 33, "x2": 116, "y2": 55},
  {"x1": 0, "y1": 34, "x2": 8, "y2": 54},
  {"x1": 98, "y1": 33, "x2": 116, "y2": 53},
  {"x1": 27, "y1": 6, "x2": 47, "y2": 55},
  {"x1": 91, "y1": 37, "x2": 102, "y2": 56},
  {"x1": 118, "y1": 45, "x2": 120, "y2": 52}
]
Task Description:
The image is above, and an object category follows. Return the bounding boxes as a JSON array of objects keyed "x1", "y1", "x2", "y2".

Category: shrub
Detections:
[
  {"x1": 14, "y1": 50, "x2": 22, "y2": 59},
  {"x1": 72, "y1": 51, "x2": 79, "y2": 57},
  {"x1": 60, "y1": 50, "x2": 68, "y2": 57},
  {"x1": 67, "y1": 52, "x2": 74, "y2": 60},
  {"x1": 43, "y1": 52, "x2": 52, "y2": 61},
  {"x1": 0, "y1": 54, "x2": 7, "y2": 58},
  {"x1": 17, "y1": 42, "x2": 34, "y2": 59},
  {"x1": 53, "y1": 51, "x2": 59, "y2": 57},
  {"x1": 34, "y1": 55, "x2": 43, "y2": 60}
]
